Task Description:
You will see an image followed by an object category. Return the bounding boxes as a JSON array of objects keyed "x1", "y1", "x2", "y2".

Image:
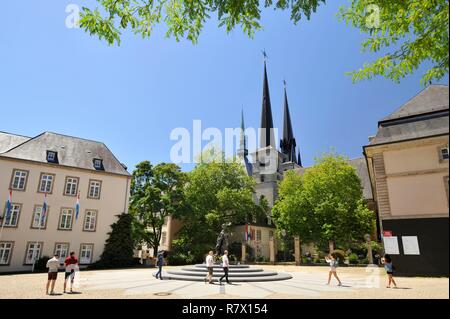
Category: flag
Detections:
[
  {"x1": 41, "y1": 193, "x2": 48, "y2": 226},
  {"x1": 245, "y1": 223, "x2": 250, "y2": 241},
  {"x1": 5, "y1": 189, "x2": 12, "y2": 221},
  {"x1": 75, "y1": 193, "x2": 80, "y2": 220}
]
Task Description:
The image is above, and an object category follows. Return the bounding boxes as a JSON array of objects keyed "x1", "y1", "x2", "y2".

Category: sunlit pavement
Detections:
[{"x1": 0, "y1": 266, "x2": 448, "y2": 299}]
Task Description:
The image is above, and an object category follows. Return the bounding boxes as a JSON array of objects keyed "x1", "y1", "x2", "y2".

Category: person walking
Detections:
[
  {"x1": 64, "y1": 251, "x2": 79, "y2": 294},
  {"x1": 325, "y1": 254, "x2": 342, "y2": 286},
  {"x1": 382, "y1": 254, "x2": 398, "y2": 288},
  {"x1": 46, "y1": 254, "x2": 60, "y2": 295},
  {"x1": 204, "y1": 251, "x2": 215, "y2": 284},
  {"x1": 155, "y1": 250, "x2": 164, "y2": 280},
  {"x1": 219, "y1": 250, "x2": 230, "y2": 285}
]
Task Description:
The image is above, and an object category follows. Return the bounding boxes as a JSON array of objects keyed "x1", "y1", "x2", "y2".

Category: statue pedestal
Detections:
[{"x1": 241, "y1": 243, "x2": 246, "y2": 263}]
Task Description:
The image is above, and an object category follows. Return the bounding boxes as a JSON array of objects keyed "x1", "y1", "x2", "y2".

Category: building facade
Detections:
[
  {"x1": 0, "y1": 132, "x2": 130, "y2": 273},
  {"x1": 364, "y1": 85, "x2": 449, "y2": 276}
]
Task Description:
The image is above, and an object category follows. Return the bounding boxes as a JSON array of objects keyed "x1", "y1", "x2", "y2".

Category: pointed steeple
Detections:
[
  {"x1": 238, "y1": 108, "x2": 248, "y2": 157},
  {"x1": 260, "y1": 58, "x2": 276, "y2": 149},
  {"x1": 280, "y1": 84, "x2": 297, "y2": 163},
  {"x1": 297, "y1": 151, "x2": 302, "y2": 167}
]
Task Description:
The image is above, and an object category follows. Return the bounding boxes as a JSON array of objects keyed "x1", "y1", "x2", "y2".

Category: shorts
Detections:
[
  {"x1": 48, "y1": 272, "x2": 58, "y2": 280},
  {"x1": 207, "y1": 267, "x2": 213, "y2": 275},
  {"x1": 330, "y1": 267, "x2": 337, "y2": 272},
  {"x1": 387, "y1": 271, "x2": 394, "y2": 275},
  {"x1": 65, "y1": 270, "x2": 75, "y2": 281}
]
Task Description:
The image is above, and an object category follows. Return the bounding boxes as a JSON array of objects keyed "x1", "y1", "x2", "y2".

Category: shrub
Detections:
[
  {"x1": 167, "y1": 253, "x2": 189, "y2": 266},
  {"x1": 348, "y1": 253, "x2": 359, "y2": 265},
  {"x1": 94, "y1": 213, "x2": 134, "y2": 269}
]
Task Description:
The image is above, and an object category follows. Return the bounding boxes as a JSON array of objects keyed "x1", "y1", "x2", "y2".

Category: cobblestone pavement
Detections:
[{"x1": 0, "y1": 266, "x2": 448, "y2": 299}]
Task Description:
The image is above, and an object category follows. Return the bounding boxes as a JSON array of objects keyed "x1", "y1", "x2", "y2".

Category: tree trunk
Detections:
[
  {"x1": 328, "y1": 240, "x2": 335, "y2": 254},
  {"x1": 153, "y1": 244, "x2": 159, "y2": 257}
]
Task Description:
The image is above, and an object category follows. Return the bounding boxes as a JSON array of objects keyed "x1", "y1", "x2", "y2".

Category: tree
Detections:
[
  {"x1": 272, "y1": 152, "x2": 375, "y2": 253},
  {"x1": 95, "y1": 213, "x2": 135, "y2": 268},
  {"x1": 172, "y1": 159, "x2": 265, "y2": 262},
  {"x1": 339, "y1": 0, "x2": 449, "y2": 85},
  {"x1": 79, "y1": 0, "x2": 325, "y2": 45},
  {"x1": 129, "y1": 161, "x2": 187, "y2": 257}
]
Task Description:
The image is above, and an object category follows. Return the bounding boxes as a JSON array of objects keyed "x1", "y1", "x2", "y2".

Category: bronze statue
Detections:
[{"x1": 215, "y1": 223, "x2": 231, "y2": 256}]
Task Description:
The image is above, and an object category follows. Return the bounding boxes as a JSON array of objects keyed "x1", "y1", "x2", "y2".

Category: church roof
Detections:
[{"x1": 0, "y1": 132, "x2": 130, "y2": 176}]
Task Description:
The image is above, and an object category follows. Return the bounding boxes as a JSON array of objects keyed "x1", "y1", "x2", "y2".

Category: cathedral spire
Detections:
[
  {"x1": 260, "y1": 52, "x2": 276, "y2": 149},
  {"x1": 238, "y1": 107, "x2": 248, "y2": 157},
  {"x1": 280, "y1": 83, "x2": 297, "y2": 163}
]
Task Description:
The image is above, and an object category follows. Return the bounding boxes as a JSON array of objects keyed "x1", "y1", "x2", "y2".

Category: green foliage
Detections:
[
  {"x1": 94, "y1": 213, "x2": 135, "y2": 268},
  {"x1": 348, "y1": 252, "x2": 359, "y2": 265},
  {"x1": 339, "y1": 0, "x2": 449, "y2": 85},
  {"x1": 272, "y1": 152, "x2": 376, "y2": 250},
  {"x1": 80, "y1": 0, "x2": 325, "y2": 45},
  {"x1": 129, "y1": 161, "x2": 187, "y2": 257},
  {"x1": 174, "y1": 160, "x2": 264, "y2": 259}
]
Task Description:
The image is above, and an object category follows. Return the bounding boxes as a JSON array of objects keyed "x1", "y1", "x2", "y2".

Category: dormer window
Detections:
[
  {"x1": 93, "y1": 158, "x2": 104, "y2": 170},
  {"x1": 46, "y1": 151, "x2": 58, "y2": 163}
]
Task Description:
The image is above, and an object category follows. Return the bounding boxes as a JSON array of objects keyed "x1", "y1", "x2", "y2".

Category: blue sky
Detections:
[{"x1": 0, "y1": 1, "x2": 448, "y2": 172}]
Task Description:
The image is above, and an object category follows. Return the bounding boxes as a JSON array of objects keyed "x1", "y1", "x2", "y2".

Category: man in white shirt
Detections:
[
  {"x1": 204, "y1": 251, "x2": 215, "y2": 284},
  {"x1": 219, "y1": 250, "x2": 230, "y2": 285},
  {"x1": 46, "y1": 254, "x2": 60, "y2": 295}
]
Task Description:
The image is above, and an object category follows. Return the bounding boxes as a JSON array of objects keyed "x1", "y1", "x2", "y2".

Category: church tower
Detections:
[
  {"x1": 238, "y1": 108, "x2": 253, "y2": 176},
  {"x1": 251, "y1": 56, "x2": 285, "y2": 208},
  {"x1": 280, "y1": 83, "x2": 302, "y2": 171}
]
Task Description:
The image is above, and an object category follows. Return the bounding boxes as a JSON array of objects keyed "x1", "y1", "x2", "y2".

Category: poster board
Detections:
[
  {"x1": 402, "y1": 236, "x2": 420, "y2": 255},
  {"x1": 383, "y1": 236, "x2": 400, "y2": 255}
]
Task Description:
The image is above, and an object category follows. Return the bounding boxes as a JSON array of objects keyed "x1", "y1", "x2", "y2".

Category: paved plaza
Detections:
[{"x1": 0, "y1": 265, "x2": 448, "y2": 299}]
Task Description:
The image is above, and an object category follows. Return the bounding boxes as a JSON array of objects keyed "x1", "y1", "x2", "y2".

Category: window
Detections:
[
  {"x1": 25, "y1": 242, "x2": 42, "y2": 265},
  {"x1": 79, "y1": 244, "x2": 94, "y2": 264},
  {"x1": 46, "y1": 151, "x2": 58, "y2": 163},
  {"x1": 54, "y1": 243, "x2": 70, "y2": 264},
  {"x1": 59, "y1": 208, "x2": 74, "y2": 230},
  {"x1": 251, "y1": 229, "x2": 256, "y2": 241},
  {"x1": 88, "y1": 180, "x2": 102, "y2": 199},
  {"x1": 0, "y1": 242, "x2": 13, "y2": 265},
  {"x1": 161, "y1": 231, "x2": 167, "y2": 245},
  {"x1": 256, "y1": 230, "x2": 262, "y2": 242},
  {"x1": 269, "y1": 231, "x2": 274, "y2": 240},
  {"x1": 83, "y1": 210, "x2": 97, "y2": 231},
  {"x1": 31, "y1": 206, "x2": 47, "y2": 229},
  {"x1": 2, "y1": 203, "x2": 21, "y2": 227},
  {"x1": 10, "y1": 169, "x2": 28, "y2": 191},
  {"x1": 38, "y1": 173, "x2": 55, "y2": 194},
  {"x1": 441, "y1": 147, "x2": 449, "y2": 160},
  {"x1": 64, "y1": 177, "x2": 79, "y2": 196},
  {"x1": 93, "y1": 158, "x2": 103, "y2": 170}
]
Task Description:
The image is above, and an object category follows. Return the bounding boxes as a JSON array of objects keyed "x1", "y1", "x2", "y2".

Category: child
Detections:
[
  {"x1": 325, "y1": 254, "x2": 342, "y2": 286},
  {"x1": 381, "y1": 254, "x2": 398, "y2": 288}
]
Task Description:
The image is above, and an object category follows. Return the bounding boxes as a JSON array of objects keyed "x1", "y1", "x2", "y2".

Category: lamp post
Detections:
[{"x1": 364, "y1": 234, "x2": 374, "y2": 265}]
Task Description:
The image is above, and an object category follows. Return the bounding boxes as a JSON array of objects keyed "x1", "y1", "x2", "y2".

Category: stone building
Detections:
[
  {"x1": 0, "y1": 132, "x2": 130, "y2": 273},
  {"x1": 364, "y1": 84, "x2": 449, "y2": 276}
]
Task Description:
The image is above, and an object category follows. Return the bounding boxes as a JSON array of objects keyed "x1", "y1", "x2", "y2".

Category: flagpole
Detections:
[
  {"x1": 32, "y1": 192, "x2": 46, "y2": 273},
  {"x1": 0, "y1": 189, "x2": 12, "y2": 242}
]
